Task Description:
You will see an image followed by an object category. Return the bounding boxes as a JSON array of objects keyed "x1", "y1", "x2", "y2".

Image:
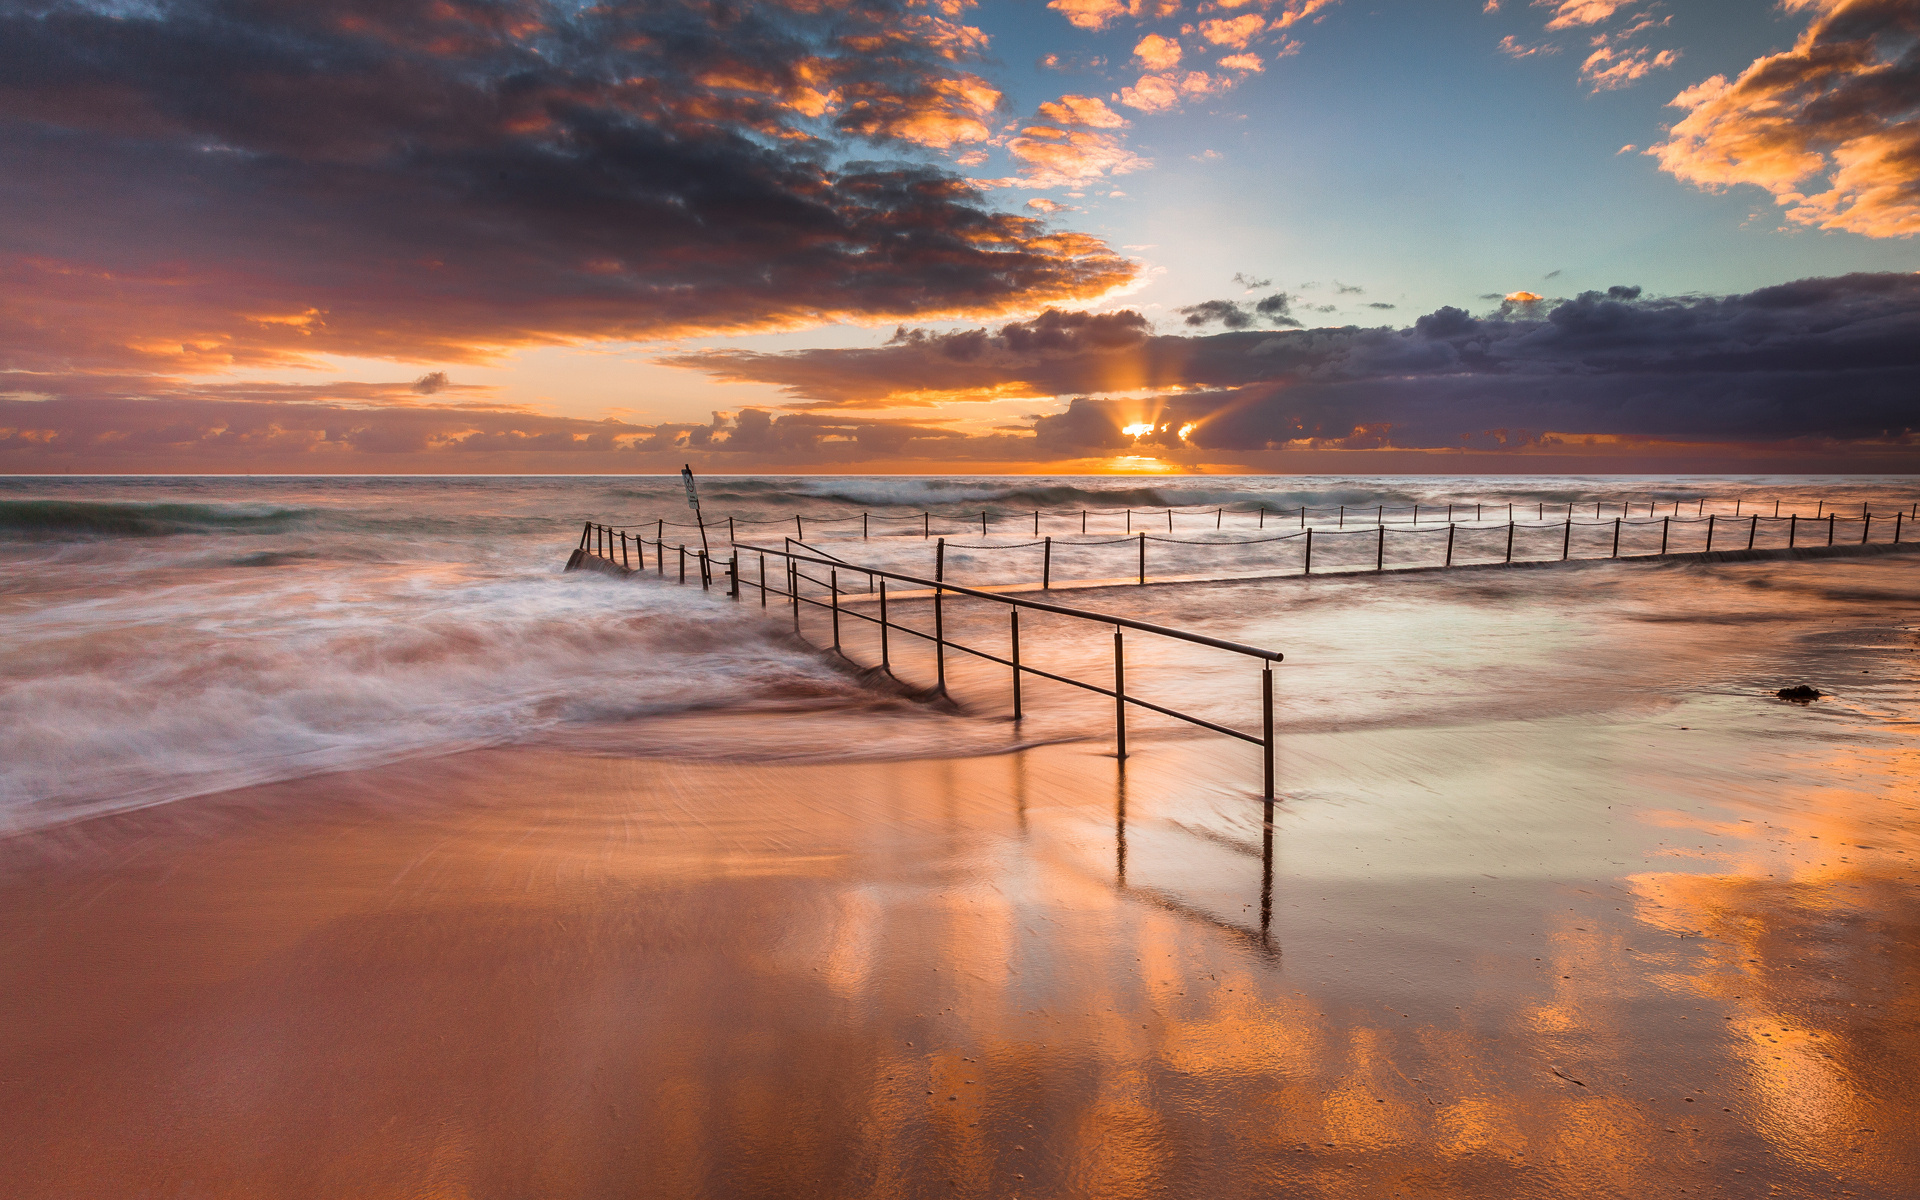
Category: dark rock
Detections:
[{"x1": 1775, "y1": 685, "x2": 1822, "y2": 701}]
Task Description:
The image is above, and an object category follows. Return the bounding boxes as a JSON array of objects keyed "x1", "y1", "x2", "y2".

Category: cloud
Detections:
[
  {"x1": 1537, "y1": 0, "x2": 1635, "y2": 30},
  {"x1": 1048, "y1": 0, "x2": 1179, "y2": 31},
  {"x1": 1581, "y1": 43, "x2": 1680, "y2": 91},
  {"x1": 1119, "y1": 70, "x2": 1234, "y2": 112},
  {"x1": 1037, "y1": 95, "x2": 1131, "y2": 127},
  {"x1": 1217, "y1": 53, "x2": 1265, "y2": 71},
  {"x1": 1233, "y1": 273, "x2": 1275, "y2": 289},
  {"x1": 1133, "y1": 34, "x2": 1184, "y2": 71},
  {"x1": 1006, "y1": 127, "x2": 1151, "y2": 186},
  {"x1": 1498, "y1": 35, "x2": 1559, "y2": 58},
  {"x1": 657, "y1": 273, "x2": 1920, "y2": 463},
  {"x1": 1650, "y1": 0, "x2": 1920, "y2": 238},
  {"x1": 0, "y1": 0, "x2": 1136, "y2": 376},
  {"x1": 1200, "y1": 15, "x2": 1267, "y2": 49},
  {"x1": 1365, "y1": 302, "x2": 1397, "y2": 309},
  {"x1": 1026, "y1": 198, "x2": 1073, "y2": 213}
]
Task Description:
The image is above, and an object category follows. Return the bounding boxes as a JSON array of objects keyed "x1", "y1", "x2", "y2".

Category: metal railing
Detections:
[{"x1": 566, "y1": 521, "x2": 1285, "y2": 799}]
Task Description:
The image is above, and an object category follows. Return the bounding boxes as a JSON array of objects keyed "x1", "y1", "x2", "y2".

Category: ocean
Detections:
[{"x1": 3, "y1": 473, "x2": 1916, "y2": 834}]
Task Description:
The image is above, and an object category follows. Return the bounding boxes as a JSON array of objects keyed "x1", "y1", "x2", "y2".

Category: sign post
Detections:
[{"x1": 682, "y1": 464, "x2": 710, "y2": 558}]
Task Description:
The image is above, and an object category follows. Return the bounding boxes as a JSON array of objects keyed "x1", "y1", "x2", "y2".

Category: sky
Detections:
[{"x1": 1, "y1": 0, "x2": 1917, "y2": 474}]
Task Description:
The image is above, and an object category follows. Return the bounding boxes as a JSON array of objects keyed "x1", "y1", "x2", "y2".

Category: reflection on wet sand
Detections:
[{"x1": 2, "y1": 702, "x2": 1916, "y2": 1198}]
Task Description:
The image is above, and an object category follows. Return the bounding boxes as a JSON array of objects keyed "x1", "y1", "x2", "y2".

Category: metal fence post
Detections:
[
  {"x1": 579, "y1": 521, "x2": 591, "y2": 550},
  {"x1": 1113, "y1": 628, "x2": 1126, "y2": 760},
  {"x1": 1010, "y1": 610, "x2": 1022, "y2": 719},
  {"x1": 1043, "y1": 536, "x2": 1052, "y2": 589},
  {"x1": 1828, "y1": 513, "x2": 1835, "y2": 546},
  {"x1": 1445, "y1": 522, "x2": 1455, "y2": 567},
  {"x1": 1304, "y1": 527, "x2": 1313, "y2": 574},
  {"x1": 1261, "y1": 664, "x2": 1274, "y2": 801},
  {"x1": 729, "y1": 552, "x2": 739, "y2": 599},
  {"x1": 1660, "y1": 516, "x2": 1669, "y2": 555},
  {"x1": 1790, "y1": 514, "x2": 1797, "y2": 547},
  {"x1": 982, "y1": 510, "x2": 988, "y2": 536},
  {"x1": 1168, "y1": 509, "x2": 1173, "y2": 532},
  {"x1": 1705, "y1": 515, "x2": 1714, "y2": 553},
  {"x1": 879, "y1": 579, "x2": 890, "y2": 671},
  {"x1": 790, "y1": 561, "x2": 799, "y2": 631},
  {"x1": 1505, "y1": 521, "x2": 1514, "y2": 563},
  {"x1": 1863, "y1": 512, "x2": 1872, "y2": 544},
  {"x1": 1749, "y1": 514, "x2": 1757, "y2": 549},
  {"x1": 758, "y1": 555, "x2": 766, "y2": 605},
  {"x1": 1611, "y1": 517, "x2": 1620, "y2": 558},
  {"x1": 1562, "y1": 517, "x2": 1571, "y2": 560},
  {"x1": 863, "y1": 513, "x2": 868, "y2": 539},
  {"x1": 1034, "y1": 509, "x2": 1040, "y2": 535},
  {"x1": 830, "y1": 569, "x2": 840, "y2": 650},
  {"x1": 1137, "y1": 531, "x2": 1146, "y2": 585},
  {"x1": 1376, "y1": 524, "x2": 1385, "y2": 571},
  {"x1": 934, "y1": 539, "x2": 947, "y2": 692},
  {"x1": 1896, "y1": 512, "x2": 1904, "y2": 544},
  {"x1": 679, "y1": 545, "x2": 686, "y2": 583},
  {"x1": 924, "y1": 512, "x2": 930, "y2": 539}
]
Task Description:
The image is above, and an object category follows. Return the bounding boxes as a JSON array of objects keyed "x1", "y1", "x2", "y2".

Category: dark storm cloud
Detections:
[
  {"x1": 0, "y1": 0, "x2": 1132, "y2": 372},
  {"x1": 668, "y1": 273, "x2": 1920, "y2": 453}
]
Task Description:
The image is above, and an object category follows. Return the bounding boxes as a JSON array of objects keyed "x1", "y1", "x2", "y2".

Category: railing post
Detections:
[
  {"x1": 924, "y1": 512, "x2": 930, "y2": 539},
  {"x1": 729, "y1": 552, "x2": 739, "y2": 599},
  {"x1": 1137, "y1": 531, "x2": 1146, "y2": 585},
  {"x1": 1168, "y1": 509, "x2": 1173, "y2": 532},
  {"x1": 1126, "y1": 510, "x2": 1131, "y2": 533},
  {"x1": 1259, "y1": 506, "x2": 1265, "y2": 529},
  {"x1": 1749, "y1": 514, "x2": 1757, "y2": 549},
  {"x1": 1706, "y1": 514, "x2": 1715, "y2": 553},
  {"x1": 1043, "y1": 536, "x2": 1052, "y2": 589},
  {"x1": 1562, "y1": 517, "x2": 1571, "y2": 560},
  {"x1": 1034, "y1": 509, "x2": 1039, "y2": 535},
  {"x1": 621, "y1": 532, "x2": 631, "y2": 570},
  {"x1": 830, "y1": 569, "x2": 840, "y2": 650},
  {"x1": 1304, "y1": 527, "x2": 1313, "y2": 574},
  {"x1": 579, "y1": 521, "x2": 591, "y2": 550},
  {"x1": 1445, "y1": 522, "x2": 1455, "y2": 567},
  {"x1": 1298, "y1": 506, "x2": 1304, "y2": 529},
  {"x1": 934, "y1": 539, "x2": 947, "y2": 692},
  {"x1": 1828, "y1": 513, "x2": 1835, "y2": 546},
  {"x1": 982, "y1": 510, "x2": 988, "y2": 536},
  {"x1": 1216, "y1": 508, "x2": 1222, "y2": 530},
  {"x1": 879, "y1": 579, "x2": 890, "y2": 671},
  {"x1": 1376, "y1": 524, "x2": 1385, "y2": 571},
  {"x1": 759, "y1": 555, "x2": 766, "y2": 606},
  {"x1": 1112, "y1": 628, "x2": 1126, "y2": 760},
  {"x1": 1895, "y1": 512, "x2": 1903, "y2": 544},
  {"x1": 1863, "y1": 513, "x2": 1872, "y2": 544},
  {"x1": 1611, "y1": 517, "x2": 1620, "y2": 558},
  {"x1": 729, "y1": 516, "x2": 736, "y2": 544},
  {"x1": 1261, "y1": 664, "x2": 1274, "y2": 801},
  {"x1": 790, "y1": 561, "x2": 799, "y2": 632},
  {"x1": 1505, "y1": 521, "x2": 1514, "y2": 563},
  {"x1": 1082, "y1": 510, "x2": 1088, "y2": 534},
  {"x1": 1010, "y1": 609, "x2": 1022, "y2": 720},
  {"x1": 1339, "y1": 505, "x2": 1344, "y2": 528},
  {"x1": 795, "y1": 514, "x2": 804, "y2": 541},
  {"x1": 1413, "y1": 503, "x2": 1419, "y2": 525},
  {"x1": 679, "y1": 545, "x2": 686, "y2": 583},
  {"x1": 1660, "y1": 516, "x2": 1669, "y2": 555},
  {"x1": 1790, "y1": 514, "x2": 1797, "y2": 548}
]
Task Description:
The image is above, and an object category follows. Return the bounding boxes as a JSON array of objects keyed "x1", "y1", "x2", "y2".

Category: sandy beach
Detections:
[{"x1": 5, "y1": 704, "x2": 1916, "y2": 1197}]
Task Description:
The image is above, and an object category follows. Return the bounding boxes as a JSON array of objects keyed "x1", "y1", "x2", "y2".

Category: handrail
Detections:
[{"x1": 738, "y1": 542, "x2": 1284, "y2": 663}]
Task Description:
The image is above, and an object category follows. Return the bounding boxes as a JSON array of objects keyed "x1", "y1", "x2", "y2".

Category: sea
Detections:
[{"x1": 3, "y1": 474, "x2": 1916, "y2": 834}]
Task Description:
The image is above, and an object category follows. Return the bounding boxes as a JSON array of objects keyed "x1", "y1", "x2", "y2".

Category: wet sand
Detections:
[{"x1": 4, "y1": 704, "x2": 1918, "y2": 1198}]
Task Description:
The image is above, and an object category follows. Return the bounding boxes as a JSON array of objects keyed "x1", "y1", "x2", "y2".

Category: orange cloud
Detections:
[
  {"x1": 1538, "y1": 0, "x2": 1635, "y2": 29},
  {"x1": 1008, "y1": 127, "x2": 1151, "y2": 186},
  {"x1": 1133, "y1": 33, "x2": 1183, "y2": 71},
  {"x1": 1580, "y1": 43, "x2": 1680, "y2": 90},
  {"x1": 1650, "y1": 0, "x2": 1920, "y2": 238},
  {"x1": 1037, "y1": 94, "x2": 1131, "y2": 127},
  {"x1": 1118, "y1": 70, "x2": 1233, "y2": 113},
  {"x1": 1217, "y1": 53, "x2": 1263, "y2": 72},
  {"x1": 1046, "y1": 0, "x2": 1179, "y2": 31},
  {"x1": 1199, "y1": 15, "x2": 1266, "y2": 49}
]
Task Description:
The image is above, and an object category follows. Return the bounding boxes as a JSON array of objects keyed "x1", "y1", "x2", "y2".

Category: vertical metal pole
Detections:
[
  {"x1": 1376, "y1": 524, "x2": 1385, "y2": 571},
  {"x1": 1562, "y1": 518, "x2": 1571, "y2": 560},
  {"x1": 1304, "y1": 527, "x2": 1313, "y2": 574},
  {"x1": 1137, "y1": 531, "x2": 1145, "y2": 585},
  {"x1": 1445, "y1": 523, "x2": 1455, "y2": 566},
  {"x1": 1339, "y1": 505, "x2": 1344, "y2": 528},
  {"x1": 1613, "y1": 517, "x2": 1622, "y2": 556},
  {"x1": 1895, "y1": 512, "x2": 1903, "y2": 544},
  {"x1": 1043, "y1": 536, "x2": 1052, "y2": 589},
  {"x1": 1706, "y1": 515, "x2": 1715, "y2": 553},
  {"x1": 1749, "y1": 515, "x2": 1757, "y2": 549},
  {"x1": 1790, "y1": 515, "x2": 1797, "y2": 547},
  {"x1": 879, "y1": 580, "x2": 890, "y2": 671},
  {"x1": 830, "y1": 570, "x2": 840, "y2": 650},
  {"x1": 982, "y1": 510, "x2": 987, "y2": 536},
  {"x1": 1112, "y1": 629, "x2": 1126, "y2": 760},
  {"x1": 1034, "y1": 510, "x2": 1040, "y2": 535},
  {"x1": 701, "y1": 551, "x2": 710, "y2": 590},
  {"x1": 795, "y1": 514, "x2": 804, "y2": 541},
  {"x1": 1262, "y1": 664, "x2": 1274, "y2": 801},
  {"x1": 622, "y1": 532, "x2": 631, "y2": 569},
  {"x1": 934, "y1": 540, "x2": 946, "y2": 692},
  {"x1": 1298, "y1": 506, "x2": 1304, "y2": 529},
  {"x1": 1505, "y1": 521, "x2": 1514, "y2": 563},
  {"x1": 1378, "y1": 504, "x2": 1383, "y2": 526},
  {"x1": 924, "y1": 512, "x2": 930, "y2": 539},
  {"x1": 1862, "y1": 513, "x2": 1871, "y2": 544},
  {"x1": 1413, "y1": 504, "x2": 1419, "y2": 525},
  {"x1": 1259, "y1": 507, "x2": 1265, "y2": 529},
  {"x1": 679, "y1": 545, "x2": 686, "y2": 583},
  {"x1": 1010, "y1": 610, "x2": 1022, "y2": 719},
  {"x1": 1216, "y1": 508, "x2": 1222, "y2": 529},
  {"x1": 729, "y1": 553, "x2": 739, "y2": 599},
  {"x1": 729, "y1": 516, "x2": 735, "y2": 544},
  {"x1": 1126, "y1": 510, "x2": 1131, "y2": 533},
  {"x1": 579, "y1": 521, "x2": 591, "y2": 550},
  {"x1": 1660, "y1": 516, "x2": 1669, "y2": 555},
  {"x1": 759, "y1": 555, "x2": 766, "y2": 606},
  {"x1": 1168, "y1": 509, "x2": 1173, "y2": 532},
  {"x1": 1082, "y1": 510, "x2": 1087, "y2": 534},
  {"x1": 1828, "y1": 514, "x2": 1835, "y2": 546},
  {"x1": 1817, "y1": 500, "x2": 1824, "y2": 518},
  {"x1": 790, "y1": 561, "x2": 799, "y2": 632},
  {"x1": 863, "y1": 513, "x2": 868, "y2": 539}
]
